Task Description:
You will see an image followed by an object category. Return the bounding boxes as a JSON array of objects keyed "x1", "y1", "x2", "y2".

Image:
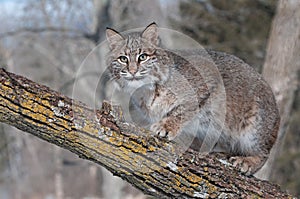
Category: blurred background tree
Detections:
[{"x1": 0, "y1": 0, "x2": 299, "y2": 198}]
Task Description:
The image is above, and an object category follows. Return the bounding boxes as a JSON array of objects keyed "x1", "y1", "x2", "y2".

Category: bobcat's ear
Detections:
[
  {"x1": 106, "y1": 28, "x2": 124, "y2": 49},
  {"x1": 141, "y1": 22, "x2": 159, "y2": 46}
]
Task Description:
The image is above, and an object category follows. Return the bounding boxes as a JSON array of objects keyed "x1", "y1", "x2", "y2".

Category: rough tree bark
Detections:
[{"x1": 0, "y1": 68, "x2": 293, "y2": 198}]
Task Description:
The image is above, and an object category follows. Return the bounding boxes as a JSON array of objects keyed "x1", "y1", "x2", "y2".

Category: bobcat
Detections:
[{"x1": 105, "y1": 22, "x2": 279, "y2": 175}]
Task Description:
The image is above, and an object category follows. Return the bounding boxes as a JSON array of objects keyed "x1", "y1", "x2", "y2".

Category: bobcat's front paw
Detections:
[
  {"x1": 150, "y1": 119, "x2": 180, "y2": 140},
  {"x1": 229, "y1": 156, "x2": 264, "y2": 175}
]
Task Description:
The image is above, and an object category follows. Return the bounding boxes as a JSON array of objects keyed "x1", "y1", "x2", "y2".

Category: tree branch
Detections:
[
  {"x1": 0, "y1": 27, "x2": 97, "y2": 42},
  {"x1": 0, "y1": 68, "x2": 292, "y2": 198}
]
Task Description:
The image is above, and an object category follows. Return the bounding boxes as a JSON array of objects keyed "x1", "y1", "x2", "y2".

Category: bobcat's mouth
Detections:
[{"x1": 123, "y1": 75, "x2": 145, "y2": 81}]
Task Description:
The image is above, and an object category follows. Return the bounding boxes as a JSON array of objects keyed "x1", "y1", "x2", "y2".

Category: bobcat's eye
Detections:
[
  {"x1": 138, "y1": 53, "x2": 148, "y2": 62},
  {"x1": 118, "y1": 56, "x2": 128, "y2": 63}
]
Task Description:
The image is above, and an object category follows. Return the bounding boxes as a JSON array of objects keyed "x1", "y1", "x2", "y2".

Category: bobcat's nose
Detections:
[{"x1": 128, "y1": 66, "x2": 138, "y2": 75}]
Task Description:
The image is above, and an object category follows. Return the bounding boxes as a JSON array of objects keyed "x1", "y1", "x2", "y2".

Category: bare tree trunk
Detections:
[
  {"x1": 5, "y1": 126, "x2": 23, "y2": 199},
  {"x1": 54, "y1": 147, "x2": 64, "y2": 199},
  {"x1": 108, "y1": 0, "x2": 174, "y2": 30},
  {"x1": 91, "y1": 0, "x2": 110, "y2": 43},
  {"x1": 87, "y1": 164, "x2": 98, "y2": 197},
  {"x1": 256, "y1": 0, "x2": 300, "y2": 180}
]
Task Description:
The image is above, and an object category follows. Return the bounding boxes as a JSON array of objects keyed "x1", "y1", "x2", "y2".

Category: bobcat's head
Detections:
[{"x1": 106, "y1": 23, "x2": 170, "y2": 91}]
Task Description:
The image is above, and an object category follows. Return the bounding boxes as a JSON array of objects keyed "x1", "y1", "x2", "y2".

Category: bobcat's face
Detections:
[
  {"x1": 106, "y1": 23, "x2": 170, "y2": 91},
  {"x1": 107, "y1": 36, "x2": 159, "y2": 89}
]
